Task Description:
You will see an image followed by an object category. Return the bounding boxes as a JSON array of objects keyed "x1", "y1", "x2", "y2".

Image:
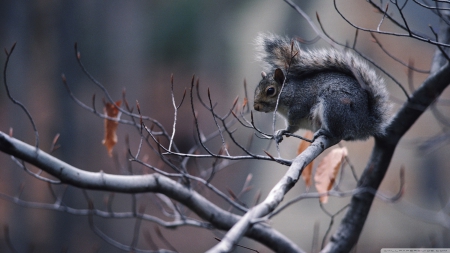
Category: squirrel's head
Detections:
[{"x1": 253, "y1": 68, "x2": 285, "y2": 113}]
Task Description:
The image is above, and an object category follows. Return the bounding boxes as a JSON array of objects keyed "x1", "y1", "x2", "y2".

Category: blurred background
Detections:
[{"x1": 0, "y1": 0, "x2": 449, "y2": 252}]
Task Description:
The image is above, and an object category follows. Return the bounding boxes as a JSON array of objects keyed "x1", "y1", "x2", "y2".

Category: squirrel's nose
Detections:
[{"x1": 254, "y1": 103, "x2": 260, "y2": 111}]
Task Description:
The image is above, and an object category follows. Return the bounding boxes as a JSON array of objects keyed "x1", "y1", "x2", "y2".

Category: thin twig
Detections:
[
  {"x1": 320, "y1": 203, "x2": 349, "y2": 249},
  {"x1": 11, "y1": 157, "x2": 61, "y2": 184},
  {"x1": 168, "y1": 74, "x2": 186, "y2": 152},
  {"x1": 371, "y1": 33, "x2": 430, "y2": 73},
  {"x1": 283, "y1": 0, "x2": 338, "y2": 47},
  {"x1": 316, "y1": 12, "x2": 411, "y2": 99},
  {"x1": 336, "y1": 0, "x2": 450, "y2": 47},
  {"x1": 393, "y1": 0, "x2": 413, "y2": 36},
  {"x1": 3, "y1": 43, "x2": 39, "y2": 149},
  {"x1": 4, "y1": 225, "x2": 19, "y2": 253},
  {"x1": 376, "y1": 4, "x2": 389, "y2": 31},
  {"x1": 207, "y1": 88, "x2": 230, "y2": 156}
]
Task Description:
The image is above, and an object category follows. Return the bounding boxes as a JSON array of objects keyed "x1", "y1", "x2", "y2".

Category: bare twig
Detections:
[
  {"x1": 207, "y1": 88, "x2": 231, "y2": 156},
  {"x1": 370, "y1": 33, "x2": 430, "y2": 73},
  {"x1": 316, "y1": 11, "x2": 411, "y2": 99},
  {"x1": 11, "y1": 157, "x2": 61, "y2": 184},
  {"x1": 4, "y1": 225, "x2": 19, "y2": 253},
  {"x1": 283, "y1": 0, "x2": 337, "y2": 47},
  {"x1": 376, "y1": 4, "x2": 389, "y2": 31},
  {"x1": 3, "y1": 43, "x2": 39, "y2": 149},
  {"x1": 168, "y1": 74, "x2": 186, "y2": 152},
  {"x1": 207, "y1": 135, "x2": 337, "y2": 253}
]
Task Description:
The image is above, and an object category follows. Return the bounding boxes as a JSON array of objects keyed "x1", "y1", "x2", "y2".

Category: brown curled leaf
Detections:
[
  {"x1": 314, "y1": 147, "x2": 348, "y2": 203},
  {"x1": 298, "y1": 131, "x2": 314, "y2": 189},
  {"x1": 102, "y1": 100, "x2": 122, "y2": 157}
]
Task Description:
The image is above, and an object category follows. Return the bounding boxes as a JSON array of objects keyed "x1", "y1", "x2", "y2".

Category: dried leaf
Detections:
[
  {"x1": 232, "y1": 96, "x2": 239, "y2": 110},
  {"x1": 242, "y1": 97, "x2": 248, "y2": 109},
  {"x1": 314, "y1": 147, "x2": 348, "y2": 203},
  {"x1": 102, "y1": 100, "x2": 122, "y2": 156},
  {"x1": 263, "y1": 150, "x2": 275, "y2": 160},
  {"x1": 226, "y1": 188, "x2": 237, "y2": 201},
  {"x1": 298, "y1": 131, "x2": 314, "y2": 189}
]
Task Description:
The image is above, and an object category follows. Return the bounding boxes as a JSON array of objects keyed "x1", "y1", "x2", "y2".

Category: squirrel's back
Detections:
[{"x1": 255, "y1": 33, "x2": 391, "y2": 137}]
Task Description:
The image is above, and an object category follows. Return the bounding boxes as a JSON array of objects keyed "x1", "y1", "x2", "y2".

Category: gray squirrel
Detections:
[{"x1": 253, "y1": 33, "x2": 391, "y2": 143}]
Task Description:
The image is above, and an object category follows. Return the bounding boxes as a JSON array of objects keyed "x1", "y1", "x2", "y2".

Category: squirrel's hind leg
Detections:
[{"x1": 316, "y1": 86, "x2": 371, "y2": 142}]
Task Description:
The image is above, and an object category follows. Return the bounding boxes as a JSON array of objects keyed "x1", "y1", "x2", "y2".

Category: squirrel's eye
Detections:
[{"x1": 266, "y1": 87, "x2": 275, "y2": 96}]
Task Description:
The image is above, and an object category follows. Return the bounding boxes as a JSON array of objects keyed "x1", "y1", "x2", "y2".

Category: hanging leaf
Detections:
[
  {"x1": 102, "y1": 100, "x2": 122, "y2": 156},
  {"x1": 298, "y1": 131, "x2": 314, "y2": 189},
  {"x1": 314, "y1": 147, "x2": 348, "y2": 203},
  {"x1": 242, "y1": 97, "x2": 248, "y2": 109}
]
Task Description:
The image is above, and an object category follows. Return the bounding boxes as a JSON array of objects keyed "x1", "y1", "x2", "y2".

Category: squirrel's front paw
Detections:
[
  {"x1": 312, "y1": 129, "x2": 337, "y2": 142},
  {"x1": 312, "y1": 129, "x2": 331, "y2": 142},
  {"x1": 274, "y1": 129, "x2": 288, "y2": 144}
]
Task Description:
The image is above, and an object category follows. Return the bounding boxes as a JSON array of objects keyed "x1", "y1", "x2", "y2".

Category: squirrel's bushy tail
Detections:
[{"x1": 255, "y1": 33, "x2": 392, "y2": 136}]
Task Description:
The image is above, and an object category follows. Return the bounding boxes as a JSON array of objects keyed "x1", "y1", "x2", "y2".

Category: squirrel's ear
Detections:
[
  {"x1": 261, "y1": 71, "x2": 267, "y2": 78},
  {"x1": 273, "y1": 68, "x2": 285, "y2": 84}
]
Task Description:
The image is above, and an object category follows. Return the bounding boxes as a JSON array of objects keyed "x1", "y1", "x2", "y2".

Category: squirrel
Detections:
[{"x1": 253, "y1": 33, "x2": 391, "y2": 143}]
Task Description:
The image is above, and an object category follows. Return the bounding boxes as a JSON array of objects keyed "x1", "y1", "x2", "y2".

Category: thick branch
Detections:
[
  {"x1": 207, "y1": 135, "x2": 339, "y2": 253},
  {"x1": 0, "y1": 131, "x2": 300, "y2": 252}
]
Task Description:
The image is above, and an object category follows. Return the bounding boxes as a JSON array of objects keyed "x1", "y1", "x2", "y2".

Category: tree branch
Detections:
[
  {"x1": 207, "y1": 135, "x2": 339, "y2": 253},
  {"x1": 0, "y1": 131, "x2": 301, "y2": 252}
]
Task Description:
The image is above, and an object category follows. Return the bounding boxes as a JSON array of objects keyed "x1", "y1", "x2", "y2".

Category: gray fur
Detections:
[{"x1": 254, "y1": 33, "x2": 391, "y2": 141}]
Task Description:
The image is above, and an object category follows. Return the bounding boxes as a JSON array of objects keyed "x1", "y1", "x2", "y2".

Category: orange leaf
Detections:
[
  {"x1": 314, "y1": 147, "x2": 348, "y2": 203},
  {"x1": 242, "y1": 97, "x2": 248, "y2": 109},
  {"x1": 102, "y1": 100, "x2": 122, "y2": 156},
  {"x1": 298, "y1": 131, "x2": 314, "y2": 189}
]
